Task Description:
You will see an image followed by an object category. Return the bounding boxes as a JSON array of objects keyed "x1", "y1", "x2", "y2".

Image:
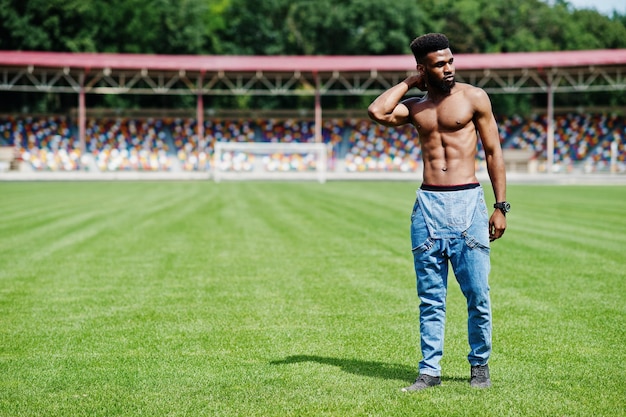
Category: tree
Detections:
[
  {"x1": 0, "y1": 0, "x2": 208, "y2": 53},
  {"x1": 217, "y1": 0, "x2": 427, "y2": 55}
]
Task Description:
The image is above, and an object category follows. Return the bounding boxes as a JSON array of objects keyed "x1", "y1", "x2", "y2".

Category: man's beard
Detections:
[{"x1": 427, "y1": 72, "x2": 455, "y2": 93}]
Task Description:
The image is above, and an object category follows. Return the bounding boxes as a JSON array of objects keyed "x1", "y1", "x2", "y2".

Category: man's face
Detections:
[{"x1": 421, "y1": 48, "x2": 455, "y2": 93}]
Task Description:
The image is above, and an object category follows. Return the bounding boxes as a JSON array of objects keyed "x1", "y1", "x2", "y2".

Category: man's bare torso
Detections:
[{"x1": 406, "y1": 83, "x2": 480, "y2": 186}]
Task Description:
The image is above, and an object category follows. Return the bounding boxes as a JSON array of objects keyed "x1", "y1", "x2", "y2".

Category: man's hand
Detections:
[
  {"x1": 405, "y1": 73, "x2": 426, "y2": 92},
  {"x1": 414, "y1": 71, "x2": 427, "y2": 92},
  {"x1": 489, "y1": 210, "x2": 507, "y2": 241}
]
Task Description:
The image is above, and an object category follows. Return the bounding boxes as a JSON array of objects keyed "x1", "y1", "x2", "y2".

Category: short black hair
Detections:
[{"x1": 410, "y1": 33, "x2": 450, "y2": 63}]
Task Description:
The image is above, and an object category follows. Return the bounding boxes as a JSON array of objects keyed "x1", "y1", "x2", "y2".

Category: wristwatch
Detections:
[{"x1": 494, "y1": 201, "x2": 511, "y2": 215}]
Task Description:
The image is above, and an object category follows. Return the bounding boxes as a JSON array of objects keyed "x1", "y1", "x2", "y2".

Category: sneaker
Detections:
[
  {"x1": 470, "y1": 364, "x2": 491, "y2": 388},
  {"x1": 401, "y1": 374, "x2": 441, "y2": 392}
]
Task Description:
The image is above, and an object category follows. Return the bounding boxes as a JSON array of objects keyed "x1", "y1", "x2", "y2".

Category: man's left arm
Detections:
[{"x1": 472, "y1": 88, "x2": 507, "y2": 241}]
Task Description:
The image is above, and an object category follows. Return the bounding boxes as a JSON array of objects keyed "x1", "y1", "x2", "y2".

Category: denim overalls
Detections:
[{"x1": 410, "y1": 184, "x2": 492, "y2": 377}]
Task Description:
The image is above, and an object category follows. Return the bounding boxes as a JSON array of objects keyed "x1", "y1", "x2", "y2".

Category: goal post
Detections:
[{"x1": 212, "y1": 141, "x2": 330, "y2": 183}]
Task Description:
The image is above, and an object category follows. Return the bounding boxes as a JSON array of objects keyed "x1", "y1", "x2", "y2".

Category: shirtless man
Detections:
[{"x1": 368, "y1": 33, "x2": 508, "y2": 391}]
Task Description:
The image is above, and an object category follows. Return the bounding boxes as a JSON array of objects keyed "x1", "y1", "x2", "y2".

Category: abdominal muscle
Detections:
[{"x1": 419, "y1": 128, "x2": 479, "y2": 186}]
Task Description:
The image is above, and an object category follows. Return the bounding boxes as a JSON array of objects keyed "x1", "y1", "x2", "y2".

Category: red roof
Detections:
[{"x1": 0, "y1": 49, "x2": 625, "y2": 72}]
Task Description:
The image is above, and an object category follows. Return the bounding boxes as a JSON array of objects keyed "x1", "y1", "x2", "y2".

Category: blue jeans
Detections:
[{"x1": 410, "y1": 185, "x2": 492, "y2": 377}]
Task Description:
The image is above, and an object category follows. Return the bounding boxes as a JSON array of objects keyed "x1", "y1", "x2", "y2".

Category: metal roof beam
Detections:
[{"x1": 0, "y1": 65, "x2": 624, "y2": 96}]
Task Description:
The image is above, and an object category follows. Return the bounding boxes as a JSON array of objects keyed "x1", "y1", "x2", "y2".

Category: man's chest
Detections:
[{"x1": 412, "y1": 99, "x2": 474, "y2": 133}]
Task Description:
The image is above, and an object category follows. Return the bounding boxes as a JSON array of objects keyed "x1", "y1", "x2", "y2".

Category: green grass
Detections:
[{"x1": 0, "y1": 181, "x2": 624, "y2": 417}]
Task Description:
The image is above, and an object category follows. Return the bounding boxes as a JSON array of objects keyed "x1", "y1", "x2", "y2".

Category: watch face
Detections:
[{"x1": 495, "y1": 202, "x2": 510, "y2": 212}]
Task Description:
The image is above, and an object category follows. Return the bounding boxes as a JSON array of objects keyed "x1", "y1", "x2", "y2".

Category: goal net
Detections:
[{"x1": 212, "y1": 142, "x2": 330, "y2": 183}]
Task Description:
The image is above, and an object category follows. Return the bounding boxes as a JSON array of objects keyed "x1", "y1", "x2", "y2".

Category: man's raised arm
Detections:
[{"x1": 368, "y1": 75, "x2": 423, "y2": 127}]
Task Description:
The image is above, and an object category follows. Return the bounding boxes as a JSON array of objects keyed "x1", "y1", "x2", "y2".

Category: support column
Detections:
[
  {"x1": 546, "y1": 75, "x2": 554, "y2": 174},
  {"x1": 314, "y1": 71, "x2": 322, "y2": 143},
  {"x1": 78, "y1": 72, "x2": 86, "y2": 156},
  {"x1": 197, "y1": 72, "x2": 204, "y2": 145}
]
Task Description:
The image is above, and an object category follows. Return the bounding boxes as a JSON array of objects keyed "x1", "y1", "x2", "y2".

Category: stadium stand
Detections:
[
  {"x1": 86, "y1": 118, "x2": 172, "y2": 171},
  {"x1": 0, "y1": 115, "x2": 79, "y2": 171},
  {"x1": 502, "y1": 113, "x2": 625, "y2": 172},
  {"x1": 343, "y1": 119, "x2": 421, "y2": 172},
  {"x1": 0, "y1": 112, "x2": 624, "y2": 174}
]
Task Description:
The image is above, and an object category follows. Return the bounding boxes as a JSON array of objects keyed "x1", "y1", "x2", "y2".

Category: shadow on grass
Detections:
[{"x1": 270, "y1": 355, "x2": 416, "y2": 382}]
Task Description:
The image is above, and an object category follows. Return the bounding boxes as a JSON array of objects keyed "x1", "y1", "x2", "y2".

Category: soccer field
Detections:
[{"x1": 1, "y1": 181, "x2": 624, "y2": 417}]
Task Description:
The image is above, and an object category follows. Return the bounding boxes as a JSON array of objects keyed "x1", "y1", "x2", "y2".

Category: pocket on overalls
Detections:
[
  {"x1": 462, "y1": 231, "x2": 490, "y2": 256},
  {"x1": 412, "y1": 236, "x2": 435, "y2": 254}
]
